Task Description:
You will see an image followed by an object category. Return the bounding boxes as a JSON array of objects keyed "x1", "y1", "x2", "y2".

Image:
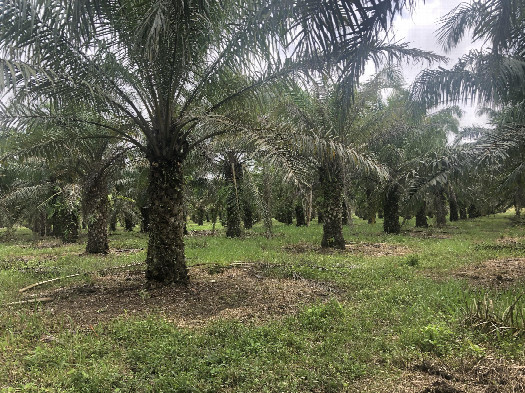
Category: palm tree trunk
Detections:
[
  {"x1": 124, "y1": 213, "x2": 134, "y2": 231},
  {"x1": 225, "y1": 157, "x2": 242, "y2": 237},
  {"x1": 448, "y1": 186, "x2": 459, "y2": 222},
  {"x1": 415, "y1": 202, "x2": 428, "y2": 228},
  {"x1": 145, "y1": 158, "x2": 188, "y2": 284},
  {"x1": 515, "y1": 183, "x2": 524, "y2": 217},
  {"x1": 435, "y1": 188, "x2": 447, "y2": 227},
  {"x1": 109, "y1": 212, "x2": 117, "y2": 231},
  {"x1": 319, "y1": 162, "x2": 345, "y2": 249},
  {"x1": 383, "y1": 183, "x2": 400, "y2": 234},
  {"x1": 61, "y1": 210, "x2": 79, "y2": 243},
  {"x1": 226, "y1": 186, "x2": 242, "y2": 237},
  {"x1": 84, "y1": 175, "x2": 109, "y2": 254},
  {"x1": 295, "y1": 204, "x2": 306, "y2": 226},
  {"x1": 140, "y1": 206, "x2": 150, "y2": 232},
  {"x1": 306, "y1": 187, "x2": 313, "y2": 226},
  {"x1": 366, "y1": 188, "x2": 376, "y2": 224},
  {"x1": 262, "y1": 165, "x2": 273, "y2": 237},
  {"x1": 243, "y1": 203, "x2": 254, "y2": 229}
]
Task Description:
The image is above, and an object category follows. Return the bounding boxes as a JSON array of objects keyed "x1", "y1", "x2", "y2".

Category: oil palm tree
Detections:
[
  {"x1": 2, "y1": 106, "x2": 131, "y2": 252},
  {"x1": 1, "y1": 0, "x2": 428, "y2": 283}
]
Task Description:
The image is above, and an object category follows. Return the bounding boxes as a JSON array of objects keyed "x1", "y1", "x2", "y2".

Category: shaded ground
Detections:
[
  {"x1": 349, "y1": 357, "x2": 525, "y2": 393},
  {"x1": 19, "y1": 265, "x2": 339, "y2": 328},
  {"x1": 283, "y1": 242, "x2": 411, "y2": 256},
  {"x1": 453, "y1": 257, "x2": 525, "y2": 288}
]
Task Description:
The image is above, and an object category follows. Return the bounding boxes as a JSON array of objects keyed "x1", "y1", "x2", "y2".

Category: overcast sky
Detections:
[{"x1": 367, "y1": 0, "x2": 488, "y2": 128}]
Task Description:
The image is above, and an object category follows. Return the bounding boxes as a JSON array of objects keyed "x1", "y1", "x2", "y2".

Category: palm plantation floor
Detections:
[{"x1": 1, "y1": 213, "x2": 525, "y2": 392}]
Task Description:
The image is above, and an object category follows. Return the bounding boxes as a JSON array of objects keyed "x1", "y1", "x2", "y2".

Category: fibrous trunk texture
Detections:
[
  {"x1": 458, "y1": 201, "x2": 467, "y2": 220},
  {"x1": 196, "y1": 206, "x2": 205, "y2": 226},
  {"x1": 51, "y1": 195, "x2": 79, "y2": 243},
  {"x1": 366, "y1": 187, "x2": 376, "y2": 224},
  {"x1": 383, "y1": 183, "x2": 400, "y2": 234},
  {"x1": 468, "y1": 204, "x2": 481, "y2": 219},
  {"x1": 295, "y1": 204, "x2": 306, "y2": 226},
  {"x1": 145, "y1": 159, "x2": 188, "y2": 284},
  {"x1": 32, "y1": 210, "x2": 48, "y2": 237},
  {"x1": 262, "y1": 166, "x2": 273, "y2": 236},
  {"x1": 515, "y1": 183, "x2": 524, "y2": 217},
  {"x1": 243, "y1": 203, "x2": 254, "y2": 229},
  {"x1": 435, "y1": 188, "x2": 447, "y2": 227},
  {"x1": 124, "y1": 213, "x2": 134, "y2": 231},
  {"x1": 415, "y1": 202, "x2": 428, "y2": 228},
  {"x1": 226, "y1": 187, "x2": 241, "y2": 237},
  {"x1": 225, "y1": 156, "x2": 242, "y2": 238},
  {"x1": 84, "y1": 175, "x2": 109, "y2": 254},
  {"x1": 448, "y1": 187, "x2": 459, "y2": 222},
  {"x1": 58, "y1": 211, "x2": 79, "y2": 243},
  {"x1": 319, "y1": 162, "x2": 345, "y2": 249},
  {"x1": 140, "y1": 206, "x2": 150, "y2": 233}
]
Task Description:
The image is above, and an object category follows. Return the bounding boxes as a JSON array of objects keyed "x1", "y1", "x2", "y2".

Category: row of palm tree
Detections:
[{"x1": 1, "y1": 0, "x2": 524, "y2": 285}]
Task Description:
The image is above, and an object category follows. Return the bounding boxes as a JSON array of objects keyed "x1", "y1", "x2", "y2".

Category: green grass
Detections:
[{"x1": 1, "y1": 213, "x2": 524, "y2": 392}]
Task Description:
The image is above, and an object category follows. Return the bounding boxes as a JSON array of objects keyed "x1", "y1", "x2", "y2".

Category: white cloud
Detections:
[{"x1": 363, "y1": 0, "x2": 489, "y2": 128}]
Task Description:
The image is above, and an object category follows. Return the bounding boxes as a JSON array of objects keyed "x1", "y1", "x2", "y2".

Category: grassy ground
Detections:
[{"x1": 1, "y1": 213, "x2": 524, "y2": 392}]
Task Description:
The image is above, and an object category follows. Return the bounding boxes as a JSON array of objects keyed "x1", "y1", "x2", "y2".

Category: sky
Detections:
[{"x1": 366, "y1": 0, "x2": 489, "y2": 128}]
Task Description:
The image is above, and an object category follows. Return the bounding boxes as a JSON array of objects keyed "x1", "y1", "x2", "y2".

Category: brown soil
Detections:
[
  {"x1": 188, "y1": 229, "x2": 217, "y2": 237},
  {"x1": 496, "y1": 236, "x2": 525, "y2": 246},
  {"x1": 28, "y1": 265, "x2": 338, "y2": 328},
  {"x1": 283, "y1": 242, "x2": 411, "y2": 257},
  {"x1": 453, "y1": 257, "x2": 525, "y2": 288},
  {"x1": 407, "y1": 230, "x2": 453, "y2": 240},
  {"x1": 348, "y1": 357, "x2": 525, "y2": 393}
]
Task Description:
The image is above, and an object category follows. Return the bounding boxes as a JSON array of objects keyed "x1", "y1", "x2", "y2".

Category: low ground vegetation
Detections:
[{"x1": 1, "y1": 213, "x2": 525, "y2": 392}]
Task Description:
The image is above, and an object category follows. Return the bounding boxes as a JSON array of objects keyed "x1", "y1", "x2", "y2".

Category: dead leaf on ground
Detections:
[
  {"x1": 283, "y1": 242, "x2": 410, "y2": 257},
  {"x1": 30, "y1": 265, "x2": 340, "y2": 328},
  {"x1": 347, "y1": 357, "x2": 525, "y2": 393}
]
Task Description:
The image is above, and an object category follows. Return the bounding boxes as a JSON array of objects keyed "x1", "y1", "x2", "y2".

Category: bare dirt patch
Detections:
[
  {"x1": 110, "y1": 248, "x2": 143, "y2": 254},
  {"x1": 19, "y1": 239, "x2": 64, "y2": 249},
  {"x1": 453, "y1": 258, "x2": 525, "y2": 288},
  {"x1": 27, "y1": 265, "x2": 338, "y2": 328},
  {"x1": 188, "y1": 229, "x2": 218, "y2": 237},
  {"x1": 406, "y1": 229, "x2": 453, "y2": 240},
  {"x1": 283, "y1": 242, "x2": 411, "y2": 257},
  {"x1": 496, "y1": 236, "x2": 525, "y2": 246},
  {"x1": 347, "y1": 357, "x2": 525, "y2": 393}
]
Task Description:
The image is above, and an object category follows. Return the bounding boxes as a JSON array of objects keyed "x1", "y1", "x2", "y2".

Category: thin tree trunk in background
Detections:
[
  {"x1": 124, "y1": 213, "x2": 134, "y2": 231},
  {"x1": 295, "y1": 204, "x2": 306, "y2": 226},
  {"x1": 415, "y1": 202, "x2": 428, "y2": 228},
  {"x1": 435, "y1": 188, "x2": 447, "y2": 227},
  {"x1": 262, "y1": 165, "x2": 273, "y2": 237},
  {"x1": 448, "y1": 186, "x2": 459, "y2": 222},
  {"x1": 60, "y1": 210, "x2": 79, "y2": 243},
  {"x1": 366, "y1": 188, "x2": 376, "y2": 224},
  {"x1": 383, "y1": 183, "x2": 400, "y2": 234},
  {"x1": 344, "y1": 193, "x2": 354, "y2": 227},
  {"x1": 145, "y1": 158, "x2": 188, "y2": 284},
  {"x1": 341, "y1": 200, "x2": 349, "y2": 225},
  {"x1": 51, "y1": 194, "x2": 79, "y2": 243},
  {"x1": 243, "y1": 203, "x2": 254, "y2": 229},
  {"x1": 457, "y1": 201, "x2": 467, "y2": 220},
  {"x1": 319, "y1": 162, "x2": 345, "y2": 249},
  {"x1": 306, "y1": 187, "x2": 313, "y2": 226},
  {"x1": 84, "y1": 174, "x2": 109, "y2": 254},
  {"x1": 109, "y1": 212, "x2": 117, "y2": 231},
  {"x1": 196, "y1": 206, "x2": 205, "y2": 226},
  {"x1": 468, "y1": 204, "x2": 481, "y2": 219},
  {"x1": 515, "y1": 183, "x2": 524, "y2": 217},
  {"x1": 140, "y1": 206, "x2": 150, "y2": 233},
  {"x1": 225, "y1": 158, "x2": 242, "y2": 238}
]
